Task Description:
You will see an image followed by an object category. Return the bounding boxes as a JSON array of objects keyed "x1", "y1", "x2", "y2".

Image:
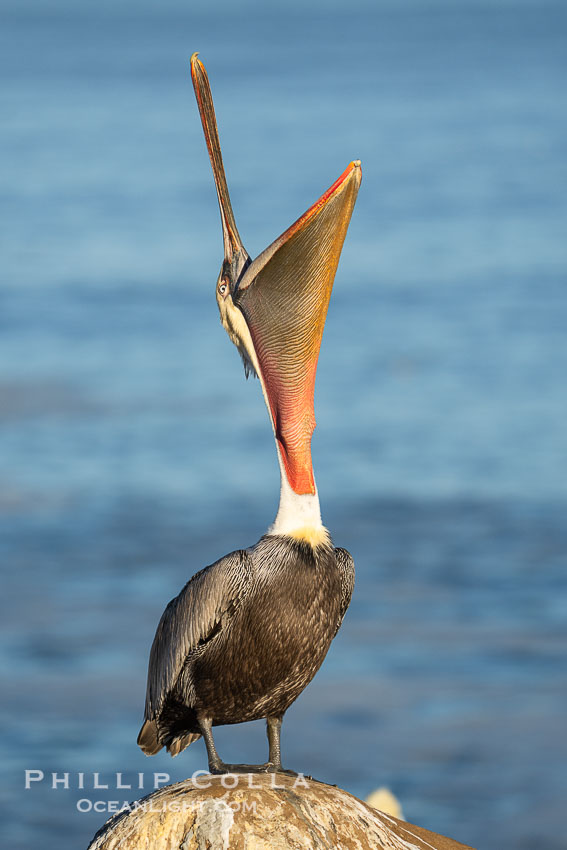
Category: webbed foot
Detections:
[{"x1": 209, "y1": 762, "x2": 298, "y2": 776}]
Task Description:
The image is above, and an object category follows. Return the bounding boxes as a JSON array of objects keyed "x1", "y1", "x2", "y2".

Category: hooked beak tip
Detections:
[{"x1": 190, "y1": 52, "x2": 205, "y2": 86}]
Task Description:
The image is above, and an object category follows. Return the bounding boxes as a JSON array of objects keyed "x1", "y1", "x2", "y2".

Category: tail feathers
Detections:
[
  {"x1": 138, "y1": 718, "x2": 202, "y2": 758},
  {"x1": 138, "y1": 720, "x2": 201, "y2": 756},
  {"x1": 137, "y1": 719, "x2": 162, "y2": 755},
  {"x1": 167, "y1": 731, "x2": 202, "y2": 757}
]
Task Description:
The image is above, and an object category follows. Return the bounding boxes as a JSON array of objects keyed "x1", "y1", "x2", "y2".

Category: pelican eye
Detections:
[{"x1": 218, "y1": 281, "x2": 229, "y2": 297}]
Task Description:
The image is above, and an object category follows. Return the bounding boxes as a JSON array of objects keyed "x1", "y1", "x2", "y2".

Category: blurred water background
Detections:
[{"x1": 1, "y1": 0, "x2": 566, "y2": 847}]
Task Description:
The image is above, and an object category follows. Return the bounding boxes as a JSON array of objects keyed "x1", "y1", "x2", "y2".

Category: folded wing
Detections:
[{"x1": 138, "y1": 549, "x2": 252, "y2": 754}]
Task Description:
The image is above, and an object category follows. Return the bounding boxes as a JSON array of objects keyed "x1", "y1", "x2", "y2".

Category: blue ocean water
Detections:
[{"x1": 1, "y1": 1, "x2": 566, "y2": 847}]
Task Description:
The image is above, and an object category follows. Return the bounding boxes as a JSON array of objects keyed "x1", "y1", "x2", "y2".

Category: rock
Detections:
[{"x1": 87, "y1": 773, "x2": 474, "y2": 850}]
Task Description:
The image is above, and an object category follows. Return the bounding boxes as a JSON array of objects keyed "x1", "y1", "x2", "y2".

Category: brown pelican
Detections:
[{"x1": 137, "y1": 54, "x2": 361, "y2": 774}]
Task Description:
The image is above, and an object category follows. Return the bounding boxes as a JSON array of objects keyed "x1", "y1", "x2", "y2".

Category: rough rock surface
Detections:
[{"x1": 87, "y1": 773, "x2": 474, "y2": 850}]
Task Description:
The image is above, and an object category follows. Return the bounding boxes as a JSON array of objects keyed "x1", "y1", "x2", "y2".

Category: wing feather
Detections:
[
  {"x1": 143, "y1": 549, "x2": 252, "y2": 720},
  {"x1": 334, "y1": 546, "x2": 355, "y2": 637}
]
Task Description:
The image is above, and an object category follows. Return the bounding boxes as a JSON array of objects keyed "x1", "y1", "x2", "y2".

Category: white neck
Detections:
[{"x1": 268, "y1": 441, "x2": 324, "y2": 536}]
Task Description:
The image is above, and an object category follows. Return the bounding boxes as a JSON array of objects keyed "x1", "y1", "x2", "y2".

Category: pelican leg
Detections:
[
  {"x1": 199, "y1": 715, "x2": 275, "y2": 774},
  {"x1": 266, "y1": 715, "x2": 283, "y2": 768},
  {"x1": 199, "y1": 716, "x2": 225, "y2": 773},
  {"x1": 199, "y1": 714, "x2": 298, "y2": 775},
  {"x1": 265, "y1": 714, "x2": 298, "y2": 776}
]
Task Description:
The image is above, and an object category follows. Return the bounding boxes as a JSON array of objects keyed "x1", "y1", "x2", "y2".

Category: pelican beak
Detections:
[
  {"x1": 234, "y1": 161, "x2": 361, "y2": 496},
  {"x1": 190, "y1": 53, "x2": 250, "y2": 286},
  {"x1": 190, "y1": 53, "x2": 361, "y2": 497}
]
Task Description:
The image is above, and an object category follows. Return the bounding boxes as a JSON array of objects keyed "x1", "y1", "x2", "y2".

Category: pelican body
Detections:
[{"x1": 138, "y1": 55, "x2": 361, "y2": 774}]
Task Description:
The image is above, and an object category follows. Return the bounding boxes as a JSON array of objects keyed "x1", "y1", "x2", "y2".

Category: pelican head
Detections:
[{"x1": 190, "y1": 53, "x2": 361, "y2": 517}]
